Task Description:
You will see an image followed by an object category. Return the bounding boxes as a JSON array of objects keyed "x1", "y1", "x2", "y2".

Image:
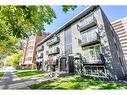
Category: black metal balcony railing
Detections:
[
  {"x1": 48, "y1": 47, "x2": 60, "y2": 55},
  {"x1": 80, "y1": 32, "x2": 100, "y2": 47},
  {"x1": 47, "y1": 36, "x2": 60, "y2": 46},
  {"x1": 77, "y1": 15, "x2": 97, "y2": 32}
]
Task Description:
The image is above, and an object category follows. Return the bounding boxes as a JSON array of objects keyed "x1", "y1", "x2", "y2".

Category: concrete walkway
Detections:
[{"x1": 0, "y1": 67, "x2": 55, "y2": 89}]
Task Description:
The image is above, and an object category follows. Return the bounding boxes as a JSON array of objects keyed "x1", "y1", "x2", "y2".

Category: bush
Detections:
[{"x1": 32, "y1": 64, "x2": 37, "y2": 70}]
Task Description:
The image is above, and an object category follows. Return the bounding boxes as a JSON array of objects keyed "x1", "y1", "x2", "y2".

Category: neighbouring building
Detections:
[
  {"x1": 36, "y1": 6, "x2": 127, "y2": 80},
  {"x1": 112, "y1": 17, "x2": 127, "y2": 67},
  {"x1": 21, "y1": 32, "x2": 50, "y2": 68}
]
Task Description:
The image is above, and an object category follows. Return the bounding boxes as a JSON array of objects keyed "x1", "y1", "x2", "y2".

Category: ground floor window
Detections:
[
  {"x1": 82, "y1": 44, "x2": 101, "y2": 64},
  {"x1": 83, "y1": 66, "x2": 106, "y2": 77}
]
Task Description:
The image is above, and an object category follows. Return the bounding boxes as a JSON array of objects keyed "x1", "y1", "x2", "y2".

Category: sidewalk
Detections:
[{"x1": 0, "y1": 71, "x2": 56, "y2": 89}]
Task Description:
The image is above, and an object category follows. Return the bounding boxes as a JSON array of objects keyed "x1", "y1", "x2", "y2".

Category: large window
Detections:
[
  {"x1": 26, "y1": 57, "x2": 32, "y2": 61},
  {"x1": 28, "y1": 57, "x2": 32, "y2": 61},
  {"x1": 83, "y1": 66, "x2": 106, "y2": 76},
  {"x1": 29, "y1": 36, "x2": 35, "y2": 40},
  {"x1": 27, "y1": 51, "x2": 32, "y2": 55},
  {"x1": 29, "y1": 41, "x2": 34, "y2": 45},
  {"x1": 65, "y1": 28, "x2": 72, "y2": 55},
  {"x1": 27, "y1": 46, "x2": 33, "y2": 50},
  {"x1": 82, "y1": 44, "x2": 101, "y2": 64}
]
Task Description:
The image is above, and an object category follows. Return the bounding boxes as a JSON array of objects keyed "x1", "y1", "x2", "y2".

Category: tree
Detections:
[
  {"x1": 6, "y1": 51, "x2": 23, "y2": 67},
  {"x1": 0, "y1": 60, "x2": 4, "y2": 67},
  {"x1": 0, "y1": 5, "x2": 77, "y2": 56},
  {"x1": 0, "y1": 6, "x2": 57, "y2": 39},
  {"x1": 62, "y1": 5, "x2": 77, "y2": 13}
]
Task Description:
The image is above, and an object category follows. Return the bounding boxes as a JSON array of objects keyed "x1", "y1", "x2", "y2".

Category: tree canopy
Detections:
[{"x1": 0, "y1": 5, "x2": 77, "y2": 56}]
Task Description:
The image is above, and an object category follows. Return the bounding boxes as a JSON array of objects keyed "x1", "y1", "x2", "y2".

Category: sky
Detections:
[{"x1": 44, "y1": 6, "x2": 127, "y2": 33}]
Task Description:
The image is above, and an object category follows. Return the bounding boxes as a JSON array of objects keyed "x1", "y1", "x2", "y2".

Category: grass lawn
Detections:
[
  {"x1": 0, "y1": 67, "x2": 4, "y2": 78},
  {"x1": 15, "y1": 70, "x2": 47, "y2": 80},
  {"x1": 29, "y1": 75, "x2": 127, "y2": 90},
  {"x1": 0, "y1": 67, "x2": 3, "y2": 71},
  {"x1": 0, "y1": 72, "x2": 4, "y2": 78}
]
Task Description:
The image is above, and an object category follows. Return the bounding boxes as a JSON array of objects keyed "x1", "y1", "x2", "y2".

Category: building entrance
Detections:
[{"x1": 60, "y1": 57, "x2": 67, "y2": 72}]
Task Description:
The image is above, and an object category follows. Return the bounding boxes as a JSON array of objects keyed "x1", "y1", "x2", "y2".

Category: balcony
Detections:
[
  {"x1": 80, "y1": 30, "x2": 100, "y2": 47},
  {"x1": 47, "y1": 36, "x2": 60, "y2": 46},
  {"x1": 82, "y1": 53, "x2": 105, "y2": 65},
  {"x1": 77, "y1": 15, "x2": 97, "y2": 32},
  {"x1": 38, "y1": 53, "x2": 43, "y2": 59},
  {"x1": 48, "y1": 47, "x2": 60, "y2": 55},
  {"x1": 37, "y1": 45, "x2": 44, "y2": 51}
]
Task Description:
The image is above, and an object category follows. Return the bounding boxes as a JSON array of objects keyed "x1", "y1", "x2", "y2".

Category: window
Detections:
[
  {"x1": 65, "y1": 45, "x2": 72, "y2": 55},
  {"x1": 82, "y1": 44, "x2": 101, "y2": 63},
  {"x1": 65, "y1": 27, "x2": 72, "y2": 55},
  {"x1": 28, "y1": 57, "x2": 32, "y2": 61},
  {"x1": 27, "y1": 46, "x2": 33, "y2": 50},
  {"x1": 46, "y1": 51, "x2": 49, "y2": 55},
  {"x1": 85, "y1": 67, "x2": 91, "y2": 74},
  {"x1": 26, "y1": 57, "x2": 32, "y2": 61},
  {"x1": 27, "y1": 51, "x2": 32, "y2": 55},
  {"x1": 29, "y1": 41, "x2": 34, "y2": 45},
  {"x1": 29, "y1": 36, "x2": 35, "y2": 40},
  {"x1": 84, "y1": 66, "x2": 106, "y2": 76}
]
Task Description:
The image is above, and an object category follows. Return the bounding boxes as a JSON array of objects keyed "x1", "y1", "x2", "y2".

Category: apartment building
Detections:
[
  {"x1": 112, "y1": 17, "x2": 127, "y2": 67},
  {"x1": 21, "y1": 32, "x2": 50, "y2": 68},
  {"x1": 36, "y1": 6, "x2": 127, "y2": 80}
]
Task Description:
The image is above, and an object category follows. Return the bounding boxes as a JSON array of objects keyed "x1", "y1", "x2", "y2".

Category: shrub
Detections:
[{"x1": 32, "y1": 64, "x2": 37, "y2": 70}]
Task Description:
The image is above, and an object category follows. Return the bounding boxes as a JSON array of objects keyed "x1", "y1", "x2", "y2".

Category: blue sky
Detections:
[{"x1": 44, "y1": 6, "x2": 127, "y2": 33}]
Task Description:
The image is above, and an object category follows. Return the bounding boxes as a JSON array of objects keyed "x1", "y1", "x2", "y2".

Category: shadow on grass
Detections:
[
  {"x1": 70, "y1": 76, "x2": 127, "y2": 89},
  {"x1": 15, "y1": 70, "x2": 45, "y2": 76},
  {"x1": 0, "y1": 72, "x2": 4, "y2": 77},
  {"x1": 15, "y1": 70, "x2": 47, "y2": 80},
  {"x1": 29, "y1": 76, "x2": 127, "y2": 90},
  {"x1": 30, "y1": 79, "x2": 67, "y2": 90}
]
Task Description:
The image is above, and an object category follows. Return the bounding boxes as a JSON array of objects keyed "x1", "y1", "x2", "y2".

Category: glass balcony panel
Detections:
[
  {"x1": 47, "y1": 36, "x2": 60, "y2": 46},
  {"x1": 48, "y1": 47, "x2": 60, "y2": 55},
  {"x1": 77, "y1": 15, "x2": 97, "y2": 31},
  {"x1": 80, "y1": 28, "x2": 99, "y2": 46}
]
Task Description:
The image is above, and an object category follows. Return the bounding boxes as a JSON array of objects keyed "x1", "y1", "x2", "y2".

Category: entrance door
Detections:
[
  {"x1": 68, "y1": 56, "x2": 74, "y2": 73},
  {"x1": 60, "y1": 58, "x2": 67, "y2": 72}
]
